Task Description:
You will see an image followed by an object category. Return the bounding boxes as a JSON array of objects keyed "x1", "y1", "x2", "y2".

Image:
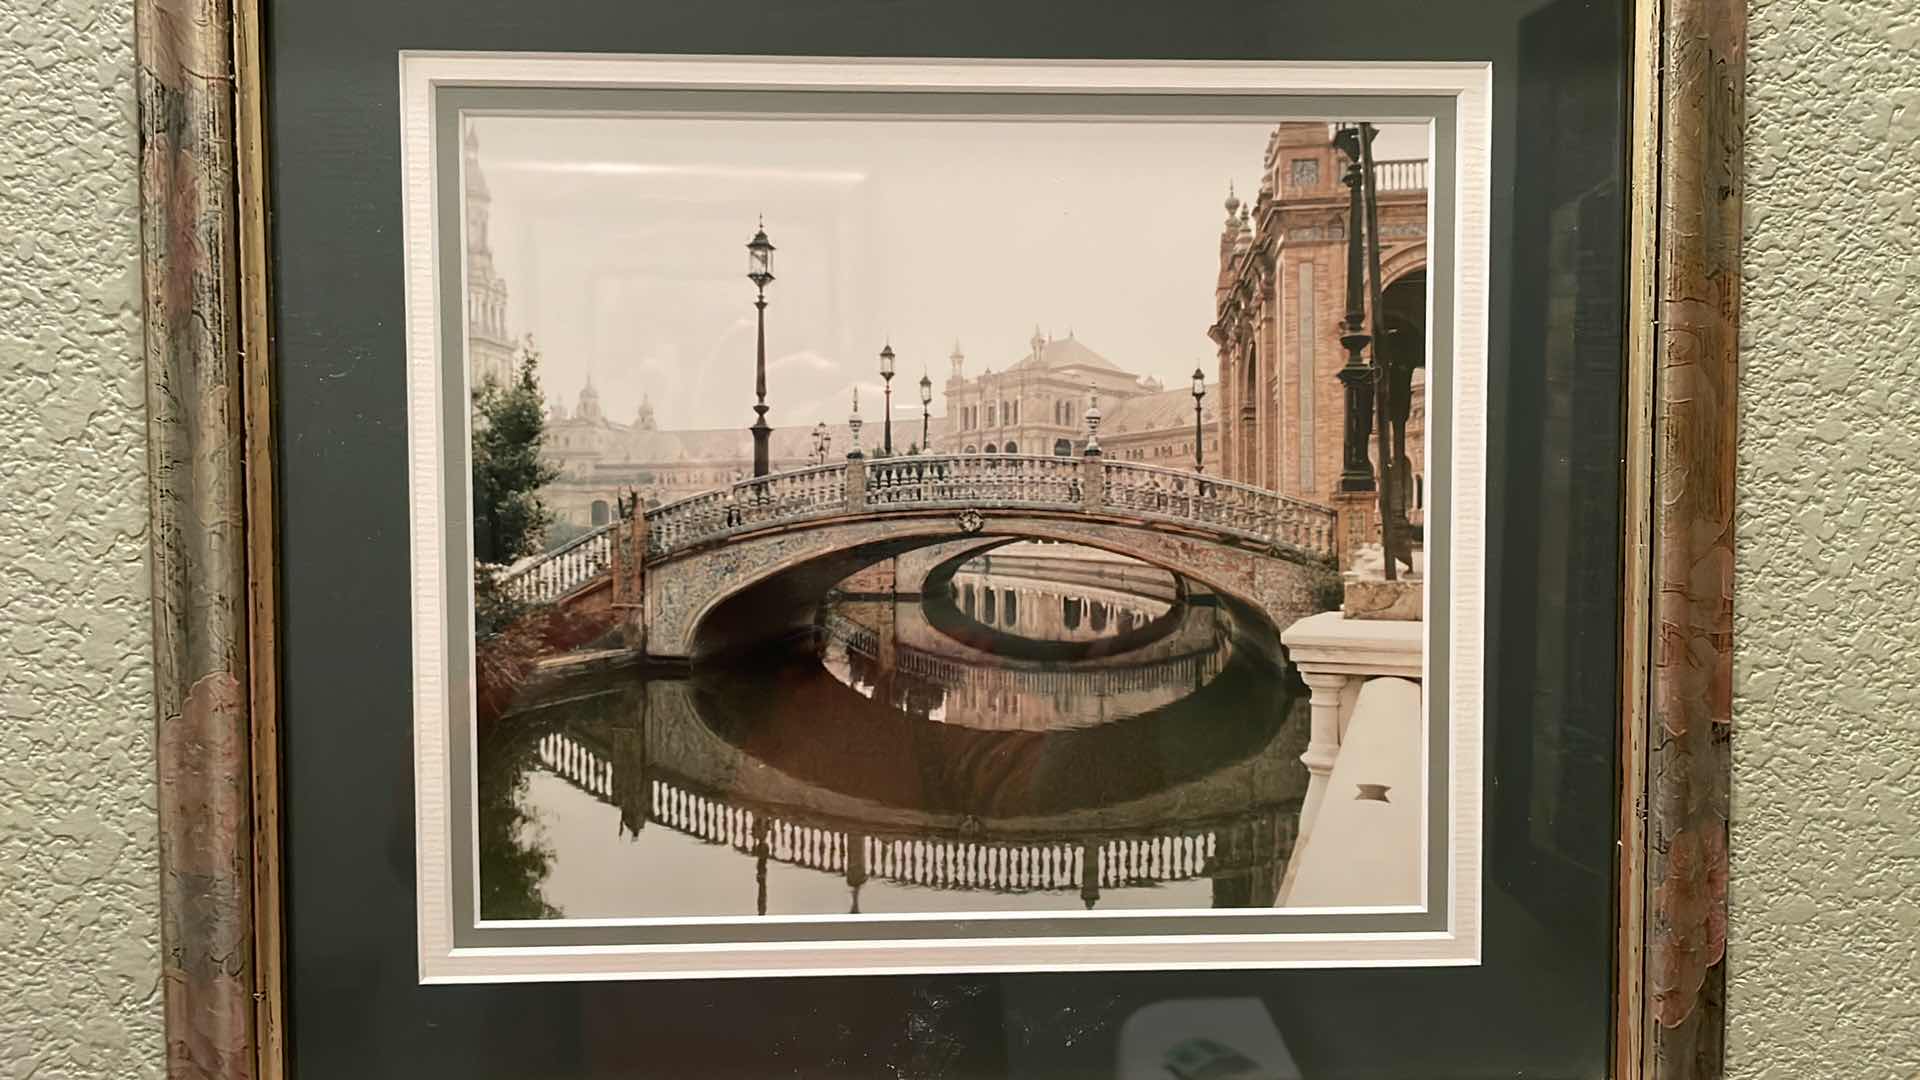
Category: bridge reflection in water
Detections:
[{"x1": 480, "y1": 543, "x2": 1312, "y2": 918}]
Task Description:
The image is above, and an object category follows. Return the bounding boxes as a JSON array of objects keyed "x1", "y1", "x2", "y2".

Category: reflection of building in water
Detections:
[
  {"x1": 950, "y1": 570, "x2": 1171, "y2": 643},
  {"x1": 820, "y1": 606, "x2": 1229, "y2": 733},
  {"x1": 1212, "y1": 123, "x2": 1428, "y2": 519}
]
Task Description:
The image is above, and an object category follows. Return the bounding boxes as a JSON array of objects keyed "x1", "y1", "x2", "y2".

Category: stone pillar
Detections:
[
  {"x1": 844, "y1": 455, "x2": 868, "y2": 513},
  {"x1": 1333, "y1": 490, "x2": 1379, "y2": 571},
  {"x1": 1296, "y1": 669, "x2": 1350, "y2": 845},
  {"x1": 1080, "y1": 456, "x2": 1105, "y2": 512},
  {"x1": 615, "y1": 514, "x2": 649, "y2": 652}
]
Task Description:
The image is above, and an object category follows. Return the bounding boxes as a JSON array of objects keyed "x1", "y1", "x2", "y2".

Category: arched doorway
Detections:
[{"x1": 1379, "y1": 269, "x2": 1427, "y2": 521}]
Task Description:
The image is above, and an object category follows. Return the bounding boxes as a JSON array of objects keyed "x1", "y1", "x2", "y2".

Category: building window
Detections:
[
  {"x1": 964, "y1": 444, "x2": 977, "y2": 454},
  {"x1": 590, "y1": 500, "x2": 610, "y2": 526},
  {"x1": 1004, "y1": 440, "x2": 1018, "y2": 454},
  {"x1": 987, "y1": 404, "x2": 995, "y2": 426},
  {"x1": 1053, "y1": 438, "x2": 1071, "y2": 456},
  {"x1": 984, "y1": 443, "x2": 998, "y2": 454}
]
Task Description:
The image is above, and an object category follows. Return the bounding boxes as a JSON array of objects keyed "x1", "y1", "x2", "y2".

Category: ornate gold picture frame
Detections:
[{"x1": 136, "y1": 0, "x2": 1738, "y2": 1074}]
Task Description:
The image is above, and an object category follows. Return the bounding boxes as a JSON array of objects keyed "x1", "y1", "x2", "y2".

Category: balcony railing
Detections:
[{"x1": 1372, "y1": 158, "x2": 1427, "y2": 192}]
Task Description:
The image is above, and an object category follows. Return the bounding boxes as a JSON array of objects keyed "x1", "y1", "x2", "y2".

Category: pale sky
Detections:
[{"x1": 473, "y1": 114, "x2": 1425, "y2": 432}]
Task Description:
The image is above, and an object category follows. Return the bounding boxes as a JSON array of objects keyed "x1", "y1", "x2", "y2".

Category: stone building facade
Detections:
[
  {"x1": 934, "y1": 331, "x2": 1166, "y2": 458},
  {"x1": 1211, "y1": 123, "x2": 1428, "y2": 525},
  {"x1": 540, "y1": 383, "x2": 952, "y2": 530}
]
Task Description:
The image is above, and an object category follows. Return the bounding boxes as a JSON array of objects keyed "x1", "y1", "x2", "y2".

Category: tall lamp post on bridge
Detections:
[
  {"x1": 746, "y1": 221, "x2": 776, "y2": 478},
  {"x1": 812, "y1": 420, "x2": 830, "y2": 465},
  {"x1": 878, "y1": 342, "x2": 896, "y2": 456},
  {"x1": 1190, "y1": 367, "x2": 1207, "y2": 473},
  {"x1": 918, "y1": 370, "x2": 933, "y2": 453}
]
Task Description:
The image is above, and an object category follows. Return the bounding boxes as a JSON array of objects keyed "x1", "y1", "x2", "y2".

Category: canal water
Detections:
[{"x1": 477, "y1": 543, "x2": 1312, "y2": 919}]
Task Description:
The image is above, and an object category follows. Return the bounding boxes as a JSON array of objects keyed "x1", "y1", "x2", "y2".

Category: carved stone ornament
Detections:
[{"x1": 955, "y1": 509, "x2": 986, "y2": 534}]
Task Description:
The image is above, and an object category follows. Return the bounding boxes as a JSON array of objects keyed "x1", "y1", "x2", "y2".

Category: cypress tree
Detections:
[{"x1": 472, "y1": 337, "x2": 560, "y2": 567}]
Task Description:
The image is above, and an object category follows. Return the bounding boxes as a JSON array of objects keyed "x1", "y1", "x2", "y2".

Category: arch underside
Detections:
[{"x1": 646, "y1": 511, "x2": 1336, "y2": 660}]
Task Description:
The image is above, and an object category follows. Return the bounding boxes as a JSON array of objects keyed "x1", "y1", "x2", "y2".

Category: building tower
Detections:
[{"x1": 464, "y1": 124, "x2": 516, "y2": 389}]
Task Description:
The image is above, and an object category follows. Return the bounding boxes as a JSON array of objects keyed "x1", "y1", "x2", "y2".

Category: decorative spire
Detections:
[
  {"x1": 847, "y1": 387, "x2": 864, "y2": 458},
  {"x1": 1224, "y1": 181, "x2": 1241, "y2": 224}
]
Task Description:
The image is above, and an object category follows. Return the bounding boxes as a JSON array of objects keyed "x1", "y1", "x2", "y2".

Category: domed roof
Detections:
[{"x1": 1009, "y1": 332, "x2": 1123, "y2": 374}]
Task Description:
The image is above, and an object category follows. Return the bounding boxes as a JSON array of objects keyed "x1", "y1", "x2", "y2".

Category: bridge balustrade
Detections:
[
  {"x1": 499, "y1": 524, "x2": 617, "y2": 606},
  {"x1": 499, "y1": 455, "x2": 1337, "y2": 615},
  {"x1": 866, "y1": 453, "x2": 1082, "y2": 509},
  {"x1": 644, "y1": 462, "x2": 850, "y2": 557}
]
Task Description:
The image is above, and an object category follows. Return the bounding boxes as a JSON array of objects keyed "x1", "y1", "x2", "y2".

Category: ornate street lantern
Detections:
[
  {"x1": 919, "y1": 370, "x2": 933, "y2": 452},
  {"x1": 878, "y1": 342, "x2": 896, "y2": 455},
  {"x1": 746, "y1": 220, "x2": 776, "y2": 477},
  {"x1": 1191, "y1": 366, "x2": 1207, "y2": 473}
]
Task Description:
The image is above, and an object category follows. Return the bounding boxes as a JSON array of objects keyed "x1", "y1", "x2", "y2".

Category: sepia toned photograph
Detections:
[{"x1": 452, "y1": 104, "x2": 1440, "y2": 924}]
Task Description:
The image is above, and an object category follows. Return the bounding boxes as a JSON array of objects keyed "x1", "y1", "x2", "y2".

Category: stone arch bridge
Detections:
[{"x1": 499, "y1": 453, "x2": 1341, "y2": 660}]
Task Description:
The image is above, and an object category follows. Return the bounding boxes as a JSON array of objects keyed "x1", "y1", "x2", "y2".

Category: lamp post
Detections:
[
  {"x1": 1332, "y1": 127, "x2": 1377, "y2": 496},
  {"x1": 812, "y1": 420, "x2": 829, "y2": 465},
  {"x1": 1190, "y1": 367, "x2": 1207, "y2": 473},
  {"x1": 919, "y1": 370, "x2": 933, "y2": 453},
  {"x1": 746, "y1": 221, "x2": 776, "y2": 478},
  {"x1": 878, "y1": 342, "x2": 896, "y2": 456},
  {"x1": 1357, "y1": 120, "x2": 1405, "y2": 580},
  {"x1": 1082, "y1": 383, "x2": 1103, "y2": 457}
]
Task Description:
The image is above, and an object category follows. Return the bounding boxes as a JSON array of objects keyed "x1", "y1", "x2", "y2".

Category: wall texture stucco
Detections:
[
  {"x1": 0, "y1": 0, "x2": 1914, "y2": 1076},
  {"x1": 1731, "y1": 1, "x2": 1920, "y2": 1076},
  {"x1": 0, "y1": 0, "x2": 161, "y2": 1076}
]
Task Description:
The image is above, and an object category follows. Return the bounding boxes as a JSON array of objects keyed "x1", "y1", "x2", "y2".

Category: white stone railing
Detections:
[
  {"x1": 1100, "y1": 459, "x2": 1338, "y2": 558},
  {"x1": 1373, "y1": 158, "x2": 1427, "y2": 192},
  {"x1": 645, "y1": 461, "x2": 850, "y2": 556},
  {"x1": 497, "y1": 522, "x2": 616, "y2": 606},
  {"x1": 865, "y1": 453, "x2": 1083, "y2": 510}
]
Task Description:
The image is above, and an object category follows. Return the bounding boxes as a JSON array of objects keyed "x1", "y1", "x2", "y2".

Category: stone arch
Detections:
[
  {"x1": 1003, "y1": 440, "x2": 1019, "y2": 455},
  {"x1": 984, "y1": 443, "x2": 998, "y2": 454},
  {"x1": 1054, "y1": 438, "x2": 1072, "y2": 456},
  {"x1": 646, "y1": 513, "x2": 1336, "y2": 661}
]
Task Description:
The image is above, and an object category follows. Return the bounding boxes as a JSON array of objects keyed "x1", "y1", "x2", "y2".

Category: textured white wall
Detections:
[
  {"x1": 0, "y1": 0, "x2": 1913, "y2": 1075},
  {"x1": 1732, "y1": 0, "x2": 1920, "y2": 1075},
  {"x1": 0, "y1": 0, "x2": 161, "y2": 1076}
]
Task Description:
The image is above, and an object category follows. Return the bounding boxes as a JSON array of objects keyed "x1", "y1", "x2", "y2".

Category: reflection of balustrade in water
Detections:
[{"x1": 532, "y1": 728, "x2": 1267, "y2": 895}]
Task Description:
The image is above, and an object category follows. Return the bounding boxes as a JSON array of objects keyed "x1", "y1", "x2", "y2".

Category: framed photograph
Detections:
[
  {"x1": 141, "y1": 0, "x2": 1739, "y2": 1075},
  {"x1": 399, "y1": 53, "x2": 1487, "y2": 981}
]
